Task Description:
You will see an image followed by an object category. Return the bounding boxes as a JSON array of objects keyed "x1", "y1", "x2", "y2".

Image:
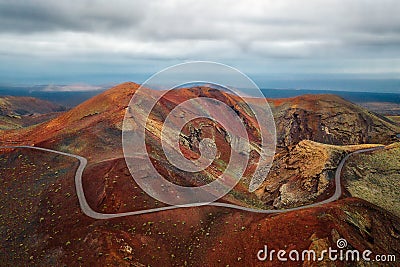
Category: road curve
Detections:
[{"x1": 0, "y1": 145, "x2": 385, "y2": 219}]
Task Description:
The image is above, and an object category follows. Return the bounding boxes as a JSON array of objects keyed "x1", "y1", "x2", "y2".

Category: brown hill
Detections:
[
  {"x1": 0, "y1": 96, "x2": 65, "y2": 115},
  {"x1": 0, "y1": 83, "x2": 138, "y2": 155},
  {"x1": 1, "y1": 83, "x2": 399, "y2": 207},
  {"x1": 269, "y1": 94, "x2": 399, "y2": 150},
  {"x1": 2, "y1": 83, "x2": 398, "y2": 150},
  {"x1": 1, "y1": 83, "x2": 399, "y2": 265},
  {"x1": 0, "y1": 96, "x2": 66, "y2": 130}
]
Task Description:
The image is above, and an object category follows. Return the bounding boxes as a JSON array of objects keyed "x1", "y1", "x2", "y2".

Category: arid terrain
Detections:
[
  {"x1": 0, "y1": 82, "x2": 399, "y2": 266},
  {"x1": 359, "y1": 101, "x2": 400, "y2": 116},
  {"x1": 0, "y1": 96, "x2": 66, "y2": 130}
]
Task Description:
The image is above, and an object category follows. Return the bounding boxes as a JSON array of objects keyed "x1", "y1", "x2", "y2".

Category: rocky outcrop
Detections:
[
  {"x1": 269, "y1": 94, "x2": 400, "y2": 150},
  {"x1": 256, "y1": 140, "x2": 382, "y2": 209}
]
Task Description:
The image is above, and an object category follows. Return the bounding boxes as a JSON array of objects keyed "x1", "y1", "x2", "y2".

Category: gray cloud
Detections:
[
  {"x1": 0, "y1": 0, "x2": 146, "y2": 33},
  {"x1": 0, "y1": 0, "x2": 399, "y2": 83}
]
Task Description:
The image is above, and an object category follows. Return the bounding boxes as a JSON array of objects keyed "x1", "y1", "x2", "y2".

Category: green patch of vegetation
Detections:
[{"x1": 344, "y1": 143, "x2": 400, "y2": 217}]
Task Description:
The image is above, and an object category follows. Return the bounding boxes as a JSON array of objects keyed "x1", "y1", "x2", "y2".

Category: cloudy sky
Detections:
[{"x1": 0, "y1": 0, "x2": 399, "y2": 91}]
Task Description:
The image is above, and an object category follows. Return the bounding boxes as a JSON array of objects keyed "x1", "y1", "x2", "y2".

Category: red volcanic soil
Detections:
[
  {"x1": 1, "y1": 82, "x2": 400, "y2": 266},
  {"x1": 1, "y1": 82, "x2": 398, "y2": 153},
  {"x1": 1, "y1": 148, "x2": 399, "y2": 266}
]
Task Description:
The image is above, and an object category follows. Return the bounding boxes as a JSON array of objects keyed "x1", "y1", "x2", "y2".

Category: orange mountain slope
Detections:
[{"x1": 1, "y1": 83, "x2": 399, "y2": 266}]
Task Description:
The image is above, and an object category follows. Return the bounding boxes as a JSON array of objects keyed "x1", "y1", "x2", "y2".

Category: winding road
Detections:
[{"x1": 0, "y1": 145, "x2": 385, "y2": 219}]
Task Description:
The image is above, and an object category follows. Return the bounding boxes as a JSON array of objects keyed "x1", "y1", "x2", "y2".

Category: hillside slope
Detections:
[
  {"x1": 1, "y1": 83, "x2": 399, "y2": 266},
  {"x1": 0, "y1": 96, "x2": 65, "y2": 130},
  {"x1": 257, "y1": 140, "x2": 382, "y2": 209},
  {"x1": 269, "y1": 94, "x2": 399, "y2": 149},
  {"x1": 343, "y1": 142, "x2": 400, "y2": 217},
  {"x1": 1, "y1": 83, "x2": 399, "y2": 208}
]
